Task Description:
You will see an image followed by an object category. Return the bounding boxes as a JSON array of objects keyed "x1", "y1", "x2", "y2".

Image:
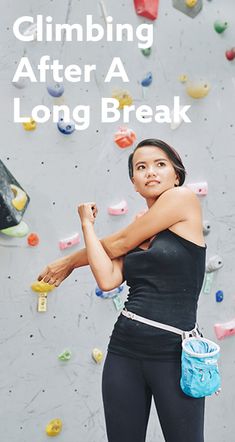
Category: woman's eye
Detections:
[
  {"x1": 158, "y1": 162, "x2": 165, "y2": 166},
  {"x1": 137, "y1": 165, "x2": 145, "y2": 170}
]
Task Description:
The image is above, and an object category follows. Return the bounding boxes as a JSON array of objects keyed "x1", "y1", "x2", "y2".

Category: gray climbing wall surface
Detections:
[{"x1": 0, "y1": 0, "x2": 235, "y2": 441}]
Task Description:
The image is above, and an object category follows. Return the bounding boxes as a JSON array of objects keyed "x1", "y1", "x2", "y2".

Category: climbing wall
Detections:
[{"x1": 0, "y1": 0, "x2": 235, "y2": 441}]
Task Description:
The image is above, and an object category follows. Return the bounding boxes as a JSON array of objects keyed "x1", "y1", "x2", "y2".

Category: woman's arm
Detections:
[
  {"x1": 82, "y1": 221, "x2": 124, "y2": 291},
  {"x1": 38, "y1": 187, "x2": 194, "y2": 286}
]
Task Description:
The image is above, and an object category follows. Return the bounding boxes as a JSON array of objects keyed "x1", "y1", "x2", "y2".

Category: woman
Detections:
[{"x1": 38, "y1": 139, "x2": 206, "y2": 442}]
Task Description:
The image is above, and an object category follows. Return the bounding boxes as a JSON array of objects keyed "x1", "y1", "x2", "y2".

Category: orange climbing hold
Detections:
[
  {"x1": 114, "y1": 127, "x2": 136, "y2": 148},
  {"x1": 27, "y1": 233, "x2": 40, "y2": 246}
]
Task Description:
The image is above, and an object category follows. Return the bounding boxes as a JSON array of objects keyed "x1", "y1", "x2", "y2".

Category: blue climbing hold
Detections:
[
  {"x1": 141, "y1": 72, "x2": 153, "y2": 87},
  {"x1": 47, "y1": 83, "x2": 64, "y2": 97},
  {"x1": 215, "y1": 290, "x2": 224, "y2": 303},
  {"x1": 57, "y1": 118, "x2": 75, "y2": 135}
]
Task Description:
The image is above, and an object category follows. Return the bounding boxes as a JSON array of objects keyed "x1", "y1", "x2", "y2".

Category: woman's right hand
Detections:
[{"x1": 37, "y1": 255, "x2": 74, "y2": 287}]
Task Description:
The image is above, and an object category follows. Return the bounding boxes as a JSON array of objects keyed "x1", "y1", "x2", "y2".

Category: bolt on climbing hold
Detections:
[
  {"x1": 108, "y1": 200, "x2": 128, "y2": 215},
  {"x1": 214, "y1": 20, "x2": 228, "y2": 34},
  {"x1": 45, "y1": 418, "x2": 62, "y2": 436},
  {"x1": 47, "y1": 83, "x2": 64, "y2": 97},
  {"x1": 114, "y1": 127, "x2": 136, "y2": 148},
  {"x1": 112, "y1": 89, "x2": 133, "y2": 109},
  {"x1": 141, "y1": 72, "x2": 153, "y2": 87},
  {"x1": 225, "y1": 48, "x2": 235, "y2": 61},
  {"x1": 113, "y1": 294, "x2": 125, "y2": 311},
  {"x1": 179, "y1": 74, "x2": 188, "y2": 83},
  {"x1": 141, "y1": 47, "x2": 152, "y2": 57},
  {"x1": 95, "y1": 284, "x2": 124, "y2": 299},
  {"x1": 203, "y1": 220, "x2": 211, "y2": 235},
  {"x1": 206, "y1": 255, "x2": 223, "y2": 273},
  {"x1": 186, "y1": 82, "x2": 210, "y2": 99},
  {"x1": 58, "y1": 349, "x2": 72, "y2": 361},
  {"x1": 27, "y1": 233, "x2": 40, "y2": 246},
  {"x1": 92, "y1": 348, "x2": 103, "y2": 363},
  {"x1": 0, "y1": 220, "x2": 29, "y2": 237},
  {"x1": 10, "y1": 184, "x2": 28, "y2": 211},
  {"x1": 186, "y1": 182, "x2": 208, "y2": 195},
  {"x1": 172, "y1": 0, "x2": 202, "y2": 18},
  {"x1": 59, "y1": 233, "x2": 80, "y2": 250},
  {"x1": 215, "y1": 290, "x2": 224, "y2": 303},
  {"x1": 57, "y1": 117, "x2": 75, "y2": 134},
  {"x1": 23, "y1": 118, "x2": 37, "y2": 131},
  {"x1": 134, "y1": 0, "x2": 159, "y2": 20},
  {"x1": 214, "y1": 319, "x2": 235, "y2": 340},
  {"x1": 31, "y1": 281, "x2": 55, "y2": 312}
]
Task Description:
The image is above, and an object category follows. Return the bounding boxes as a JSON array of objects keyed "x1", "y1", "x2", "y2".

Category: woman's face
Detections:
[{"x1": 131, "y1": 146, "x2": 180, "y2": 205}]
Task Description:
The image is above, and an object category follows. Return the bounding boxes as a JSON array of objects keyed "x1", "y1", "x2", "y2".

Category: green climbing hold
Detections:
[{"x1": 214, "y1": 20, "x2": 228, "y2": 34}]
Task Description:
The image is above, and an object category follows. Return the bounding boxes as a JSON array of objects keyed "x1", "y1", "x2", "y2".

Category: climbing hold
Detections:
[
  {"x1": 215, "y1": 290, "x2": 224, "y2": 303},
  {"x1": 186, "y1": 182, "x2": 208, "y2": 195},
  {"x1": 172, "y1": 0, "x2": 202, "y2": 18},
  {"x1": 134, "y1": 0, "x2": 159, "y2": 20},
  {"x1": 46, "y1": 418, "x2": 62, "y2": 437},
  {"x1": 141, "y1": 47, "x2": 152, "y2": 57},
  {"x1": 27, "y1": 233, "x2": 40, "y2": 246},
  {"x1": 225, "y1": 48, "x2": 235, "y2": 61},
  {"x1": 114, "y1": 127, "x2": 136, "y2": 148},
  {"x1": 57, "y1": 117, "x2": 75, "y2": 134},
  {"x1": 58, "y1": 349, "x2": 72, "y2": 361},
  {"x1": 203, "y1": 220, "x2": 211, "y2": 235},
  {"x1": 214, "y1": 20, "x2": 228, "y2": 34},
  {"x1": 31, "y1": 281, "x2": 55, "y2": 293},
  {"x1": 185, "y1": 0, "x2": 197, "y2": 7},
  {"x1": 0, "y1": 160, "x2": 30, "y2": 229},
  {"x1": 59, "y1": 233, "x2": 80, "y2": 250},
  {"x1": 170, "y1": 105, "x2": 186, "y2": 130},
  {"x1": 179, "y1": 74, "x2": 188, "y2": 83},
  {"x1": 31, "y1": 280, "x2": 55, "y2": 313},
  {"x1": 112, "y1": 90, "x2": 133, "y2": 109},
  {"x1": 186, "y1": 82, "x2": 210, "y2": 98},
  {"x1": 0, "y1": 220, "x2": 29, "y2": 237},
  {"x1": 92, "y1": 348, "x2": 103, "y2": 363},
  {"x1": 12, "y1": 78, "x2": 26, "y2": 89},
  {"x1": 141, "y1": 72, "x2": 153, "y2": 87},
  {"x1": 10, "y1": 184, "x2": 28, "y2": 211},
  {"x1": 206, "y1": 255, "x2": 223, "y2": 273},
  {"x1": 47, "y1": 83, "x2": 64, "y2": 97},
  {"x1": 23, "y1": 23, "x2": 37, "y2": 40},
  {"x1": 95, "y1": 284, "x2": 124, "y2": 299},
  {"x1": 108, "y1": 200, "x2": 128, "y2": 215},
  {"x1": 203, "y1": 273, "x2": 214, "y2": 294},
  {"x1": 23, "y1": 118, "x2": 37, "y2": 131},
  {"x1": 113, "y1": 294, "x2": 125, "y2": 311},
  {"x1": 214, "y1": 319, "x2": 235, "y2": 340}
]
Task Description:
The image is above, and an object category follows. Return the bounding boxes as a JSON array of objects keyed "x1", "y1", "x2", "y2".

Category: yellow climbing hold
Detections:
[
  {"x1": 31, "y1": 281, "x2": 55, "y2": 293},
  {"x1": 92, "y1": 348, "x2": 103, "y2": 363},
  {"x1": 46, "y1": 418, "x2": 62, "y2": 437},
  {"x1": 10, "y1": 184, "x2": 27, "y2": 211},
  {"x1": 112, "y1": 89, "x2": 133, "y2": 109},
  {"x1": 23, "y1": 118, "x2": 37, "y2": 131},
  {"x1": 185, "y1": 0, "x2": 197, "y2": 7},
  {"x1": 178, "y1": 74, "x2": 188, "y2": 83},
  {"x1": 186, "y1": 82, "x2": 210, "y2": 99}
]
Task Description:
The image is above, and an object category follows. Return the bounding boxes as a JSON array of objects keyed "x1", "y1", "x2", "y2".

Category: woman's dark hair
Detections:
[{"x1": 128, "y1": 139, "x2": 186, "y2": 186}]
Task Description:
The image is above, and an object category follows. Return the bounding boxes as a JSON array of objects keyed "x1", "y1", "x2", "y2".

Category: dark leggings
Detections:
[{"x1": 102, "y1": 352, "x2": 205, "y2": 442}]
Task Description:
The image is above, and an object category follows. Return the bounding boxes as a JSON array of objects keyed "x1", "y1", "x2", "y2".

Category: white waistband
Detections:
[{"x1": 121, "y1": 308, "x2": 200, "y2": 340}]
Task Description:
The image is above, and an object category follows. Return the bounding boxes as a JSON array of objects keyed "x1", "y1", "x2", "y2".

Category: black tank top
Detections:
[{"x1": 108, "y1": 229, "x2": 207, "y2": 360}]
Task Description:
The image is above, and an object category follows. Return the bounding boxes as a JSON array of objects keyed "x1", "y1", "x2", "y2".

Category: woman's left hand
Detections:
[{"x1": 77, "y1": 202, "x2": 98, "y2": 225}]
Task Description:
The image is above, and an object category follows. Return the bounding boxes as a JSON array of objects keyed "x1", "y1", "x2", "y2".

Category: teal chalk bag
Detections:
[
  {"x1": 180, "y1": 337, "x2": 221, "y2": 398},
  {"x1": 121, "y1": 308, "x2": 221, "y2": 398}
]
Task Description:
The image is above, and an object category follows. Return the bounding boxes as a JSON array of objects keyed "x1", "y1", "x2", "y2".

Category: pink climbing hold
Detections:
[{"x1": 133, "y1": 0, "x2": 159, "y2": 20}]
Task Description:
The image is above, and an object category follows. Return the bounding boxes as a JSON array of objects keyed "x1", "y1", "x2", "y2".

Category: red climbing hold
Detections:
[
  {"x1": 133, "y1": 0, "x2": 159, "y2": 20},
  {"x1": 27, "y1": 233, "x2": 40, "y2": 246}
]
